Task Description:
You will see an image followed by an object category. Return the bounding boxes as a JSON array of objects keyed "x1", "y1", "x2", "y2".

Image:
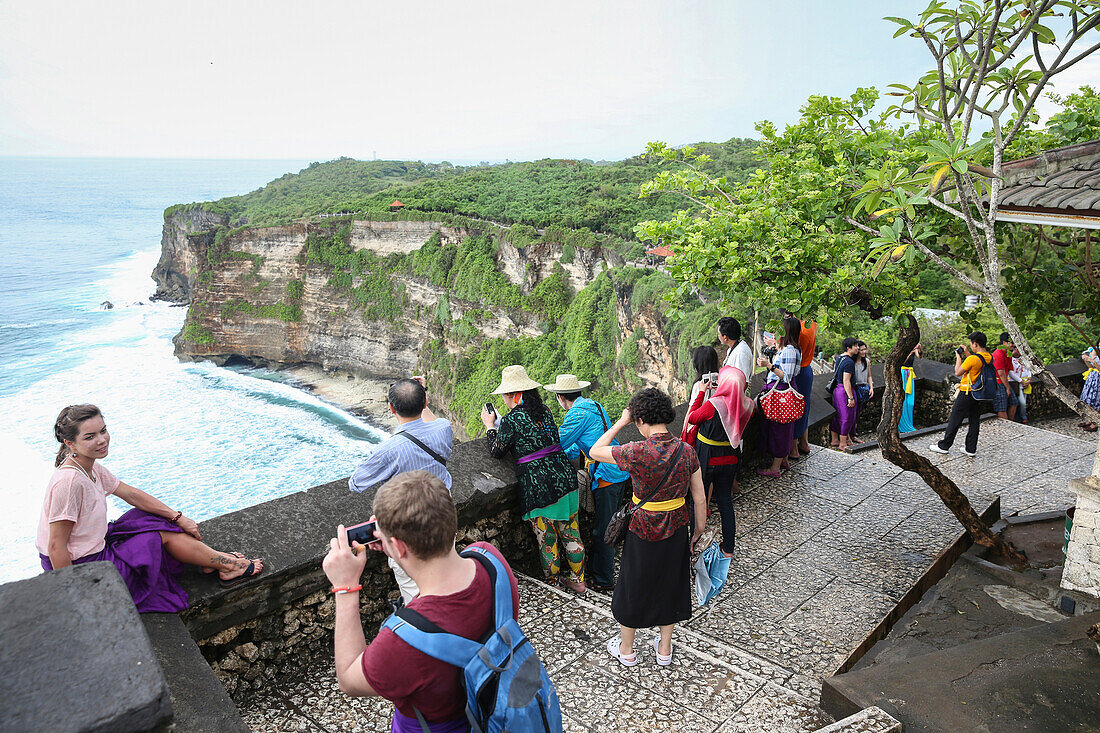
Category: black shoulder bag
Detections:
[{"x1": 603, "y1": 442, "x2": 685, "y2": 547}]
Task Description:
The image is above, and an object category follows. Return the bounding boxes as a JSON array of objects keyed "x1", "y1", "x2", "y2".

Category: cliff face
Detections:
[
  {"x1": 157, "y1": 212, "x2": 684, "y2": 432},
  {"x1": 153, "y1": 206, "x2": 230, "y2": 302}
]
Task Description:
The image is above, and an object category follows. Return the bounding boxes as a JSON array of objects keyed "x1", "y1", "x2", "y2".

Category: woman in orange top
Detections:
[{"x1": 785, "y1": 309, "x2": 817, "y2": 459}]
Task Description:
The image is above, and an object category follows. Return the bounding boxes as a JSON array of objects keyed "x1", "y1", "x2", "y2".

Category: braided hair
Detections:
[{"x1": 53, "y1": 404, "x2": 102, "y2": 467}]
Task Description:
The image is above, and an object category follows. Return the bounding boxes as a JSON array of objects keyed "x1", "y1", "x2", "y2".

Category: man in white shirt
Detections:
[{"x1": 718, "y1": 317, "x2": 754, "y2": 379}]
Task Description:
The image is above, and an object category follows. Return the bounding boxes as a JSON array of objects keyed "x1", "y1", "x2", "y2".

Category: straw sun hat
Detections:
[
  {"x1": 543, "y1": 374, "x2": 592, "y2": 394},
  {"x1": 491, "y1": 365, "x2": 543, "y2": 395}
]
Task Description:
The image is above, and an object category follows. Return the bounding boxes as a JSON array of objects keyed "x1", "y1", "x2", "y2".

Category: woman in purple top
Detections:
[{"x1": 37, "y1": 404, "x2": 264, "y2": 612}]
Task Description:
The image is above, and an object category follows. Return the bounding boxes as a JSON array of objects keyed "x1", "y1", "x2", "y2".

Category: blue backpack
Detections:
[
  {"x1": 381, "y1": 546, "x2": 563, "y2": 733},
  {"x1": 969, "y1": 352, "x2": 998, "y2": 401}
]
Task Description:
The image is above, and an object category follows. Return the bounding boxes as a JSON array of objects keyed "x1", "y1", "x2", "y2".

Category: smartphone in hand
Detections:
[{"x1": 346, "y1": 520, "x2": 377, "y2": 548}]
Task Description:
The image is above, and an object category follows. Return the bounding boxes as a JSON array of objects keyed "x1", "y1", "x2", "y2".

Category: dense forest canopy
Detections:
[{"x1": 167, "y1": 138, "x2": 759, "y2": 238}]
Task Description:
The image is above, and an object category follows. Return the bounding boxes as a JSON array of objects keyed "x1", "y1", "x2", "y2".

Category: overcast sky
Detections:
[{"x1": 0, "y1": 0, "x2": 1095, "y2": 162}]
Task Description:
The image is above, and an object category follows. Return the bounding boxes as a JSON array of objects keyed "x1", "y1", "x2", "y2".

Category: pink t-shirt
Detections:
[{"x1": 36, "y1": 462, "x2": 121, "y2": 561}]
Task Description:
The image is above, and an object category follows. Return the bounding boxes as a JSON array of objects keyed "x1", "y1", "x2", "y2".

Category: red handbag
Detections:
[{"x1": 758, "y1": 378, "x2": 805, "y2": 424}]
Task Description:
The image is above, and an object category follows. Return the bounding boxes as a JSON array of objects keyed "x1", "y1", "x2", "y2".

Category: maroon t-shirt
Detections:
[{"x1": 360, "y1": 542, "x2": 520, "y2": 722}]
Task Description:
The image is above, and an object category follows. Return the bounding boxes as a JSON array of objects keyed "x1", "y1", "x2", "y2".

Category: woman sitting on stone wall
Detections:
[
  {"x1": 37, "y1": 404, "x2": 264, "y2": 612},
  {"x1": 589, "y1": 387, "x2": 705, "y2": 667},
  {"x1": 482, "y1": 366, "x2": 587, "y2": 593}
]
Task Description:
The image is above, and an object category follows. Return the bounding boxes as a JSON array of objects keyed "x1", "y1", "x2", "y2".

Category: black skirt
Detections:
[{"x1": 611, "y1": 525, "x2": 692, "y2": 628}]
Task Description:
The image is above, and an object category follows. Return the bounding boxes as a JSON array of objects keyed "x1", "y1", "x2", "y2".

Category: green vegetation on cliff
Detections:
[{"x1": 167, "y1": 139, "x2": 759, "y2": 239}]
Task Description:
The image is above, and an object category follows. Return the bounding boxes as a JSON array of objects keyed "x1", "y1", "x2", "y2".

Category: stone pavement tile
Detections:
[
  {"x1": 868, "y1": 473, "x2": 939, "y2": 509},
  {"x1": 517, "y1": 575, "x2": 567, "y2": 628},
  {"x1": 579, "y1": 639, "x2": 767, "y2": 725},
  {"x1": 750, "y1": 472, "x2": 822, "y2": 508},
  {"x1": 553, "y1": 655, "x2": 720, "y2": 732},
  {"x1": 688, "y1": 606, "x2": 849, "y2": 677},
  {"x1": 725, "y1": 542, "x2": 786, "y2": 592},
  {"x1": 524, "y1": 600, "x2": 618, "y2": 676},
  {"x1": 724, "y1": 557, "x2": 834, "y2": 621},
  {"x1": 738, "y1": 508, "x2": 836, "y2": 557},
  {"x1": 239, "y1": 658, "x2": 396, "y2": 732},
  {"x1": 816, "y1": 500, "x2": 919, "y2": 545},
  {"x1": 879, "y1": 512, "x2": 963, "y2": 558},
  {"x1": 786, "y1": 538, "x2": 933, "y2": 601},
  {"x1": 732, "y1": 492, "x2": 786, "y2": 537},
  {"x1": 780, "y1": 579, "x2": 896, "y2": 650},
  {"x1": 809, "y1": 476, "x2": 883, "y2": 509},
  {"x1": 716, "y1": 682, "x2": 833, "y2": 733},
  {"x1": 672, "y1": 625, "x2": 795, "y2": 687},
  {"x1": 563, "y1": 712, "x2": 594, "y2": 732},
  {"x1": 782, "y1": 672, "x2": 823, "y2": 701},
  {"x1": 789, "y1": 449, "x2": 861, "y2": 481}
]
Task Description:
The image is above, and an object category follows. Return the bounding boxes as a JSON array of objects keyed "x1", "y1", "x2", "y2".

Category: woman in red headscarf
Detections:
[{"x1": 686, "y1": 365, "x2": 754, "y2": 557}]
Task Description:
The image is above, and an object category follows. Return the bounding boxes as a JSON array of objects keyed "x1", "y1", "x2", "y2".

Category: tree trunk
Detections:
[{"x1": 876, "y1": 315, "x2": 1027, "y2": 564}]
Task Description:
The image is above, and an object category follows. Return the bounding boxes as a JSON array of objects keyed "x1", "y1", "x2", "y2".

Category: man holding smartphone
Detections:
[
  {"x1": 349, "y1": 377, "x2": 453, "y2": 603},
  {"x1": 323, "y1": 471, "x2": 521, "y2": 732},
  {"x1": 930, "y1": 332, "x2": 993, "y2": 457}
]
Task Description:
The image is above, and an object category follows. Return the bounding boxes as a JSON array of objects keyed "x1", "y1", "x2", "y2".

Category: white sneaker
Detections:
[
  {"x1": 958, "y1": 447, "x2": 977, "y2": 457},
  {"x1": 928, "y1": 444, "x2": 949, "y2": 454}
]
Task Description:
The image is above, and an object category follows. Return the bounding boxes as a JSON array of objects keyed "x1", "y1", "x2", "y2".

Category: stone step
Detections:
[{"x1": 821, "y1": 609, "x2": 1100, "y2": 732}]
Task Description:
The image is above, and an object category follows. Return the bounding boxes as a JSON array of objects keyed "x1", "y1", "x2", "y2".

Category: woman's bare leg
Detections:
[
  {"x1": 619, "y1": 625, "x2": 636, "y2": 656},
  {"x1": 657, "y1": 624, "x2": 674, "y2": 655},
  {"x1": 158, "y1": 531, "x2": 263, "y2": 580}
]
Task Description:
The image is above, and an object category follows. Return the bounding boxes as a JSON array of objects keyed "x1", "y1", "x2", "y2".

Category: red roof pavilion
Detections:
[
  {"x1": 646, "y1": 245, "x2": 674, "y2": 257},
  {"x1": 389, "y1": 200, "x2": 406, "y2": 209}
]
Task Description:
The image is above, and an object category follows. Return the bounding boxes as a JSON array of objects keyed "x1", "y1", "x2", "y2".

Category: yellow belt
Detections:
[
  {"x1": 696, "y1": 434, "x2": 731, "y2": 447},
  {"x1": 631, "y1": 495, "x2": 686, "y2": 511}
]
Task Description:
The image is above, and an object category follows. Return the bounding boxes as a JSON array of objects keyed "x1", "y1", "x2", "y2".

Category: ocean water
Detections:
[{"x1": 0, "y1": 157, "x2": 386, "y2": 583}]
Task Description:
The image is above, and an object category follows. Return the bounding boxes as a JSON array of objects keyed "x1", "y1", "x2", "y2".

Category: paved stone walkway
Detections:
[{"x1": 239, "y1": 420, "x2": 1094, "y2": 732}]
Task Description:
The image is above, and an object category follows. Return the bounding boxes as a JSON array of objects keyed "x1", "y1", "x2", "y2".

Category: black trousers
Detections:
[{"x1": 938, "y1": 391, "x2": 984, "y2": 454}]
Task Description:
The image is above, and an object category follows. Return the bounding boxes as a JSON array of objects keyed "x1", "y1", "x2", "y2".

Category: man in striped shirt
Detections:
[{"x1": 349, "y1": 377, "x2": 453, "y2": 601}]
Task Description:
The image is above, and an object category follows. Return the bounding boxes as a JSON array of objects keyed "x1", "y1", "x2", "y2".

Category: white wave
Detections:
[{"x1": 0, "y1": 318, "x2": 81, "y2": 330}]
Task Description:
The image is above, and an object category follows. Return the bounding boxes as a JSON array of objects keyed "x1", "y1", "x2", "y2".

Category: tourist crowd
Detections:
[{"x1": 33, "y1": 315, "x2": 1100, "y2": 732}]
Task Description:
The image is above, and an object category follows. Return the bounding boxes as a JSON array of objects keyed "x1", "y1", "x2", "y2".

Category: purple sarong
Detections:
[
  {"x1": 40, "y1": 508, "x2": 189, "y2": 613},
  {"x1": 392, "y1": 710, "x2": 468, "y2": 733},
  {"x1": 830, "y1": 384, "x2": 858, "y2": 436},
  {"x1": 759, "y1": 416, "x2": 795, "y2": 459}
]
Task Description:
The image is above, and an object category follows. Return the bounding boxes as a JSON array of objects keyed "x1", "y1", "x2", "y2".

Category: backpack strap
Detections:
[
  {"x1": 461, "y1": 546, "x2": 514, "y2": 633},
  {"x1": 381, "y1": 547, "x2": 514, "y2": 665},
  {"x1": 382, "y1": 611, "x2": 481, "y2": 668}
]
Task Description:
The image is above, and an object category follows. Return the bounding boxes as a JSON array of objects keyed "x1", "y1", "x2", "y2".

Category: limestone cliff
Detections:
[{"x1": 154, "y1": 210, "x2": 688, "y2": 434}]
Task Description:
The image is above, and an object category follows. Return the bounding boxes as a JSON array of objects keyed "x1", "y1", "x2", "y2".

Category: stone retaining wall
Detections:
[
  {"x1": 174, "y1": 440, "x2": 543, "y2": 703},
  {"x1": 848, "y1": 358, "x2": 1086, "y2": 437}
]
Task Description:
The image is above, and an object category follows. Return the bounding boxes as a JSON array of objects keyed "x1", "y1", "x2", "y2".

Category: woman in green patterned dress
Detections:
[{"x1": 482, "y1": 365, "x2": 587, "y2": 593}]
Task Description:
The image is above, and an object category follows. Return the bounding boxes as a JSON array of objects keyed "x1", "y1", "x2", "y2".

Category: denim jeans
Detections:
[{"x1": 589, "y1": 479, "x2": 628, "y2": 587}]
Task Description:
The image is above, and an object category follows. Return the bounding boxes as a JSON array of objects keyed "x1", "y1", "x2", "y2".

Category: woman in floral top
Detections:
[
  {"x1": 590, "y1": 387, "x2": 705, "y2": 667},
  {"x1": 482, "y1": 365, "x2": 586, "y2": 593}
]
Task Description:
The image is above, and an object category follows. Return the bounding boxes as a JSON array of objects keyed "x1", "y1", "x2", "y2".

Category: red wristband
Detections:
[
  {"x1": 332, "y1": 585, "x2": 362, "y2": 595},
  {"x1": 170, "y1": 511, "x2": 182, "y2": 523}
]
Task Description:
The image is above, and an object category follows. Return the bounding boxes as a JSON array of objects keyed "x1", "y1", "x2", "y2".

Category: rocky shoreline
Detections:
[{"x1": 284, "y1": 365, "x2": 399, "y2": 433}]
